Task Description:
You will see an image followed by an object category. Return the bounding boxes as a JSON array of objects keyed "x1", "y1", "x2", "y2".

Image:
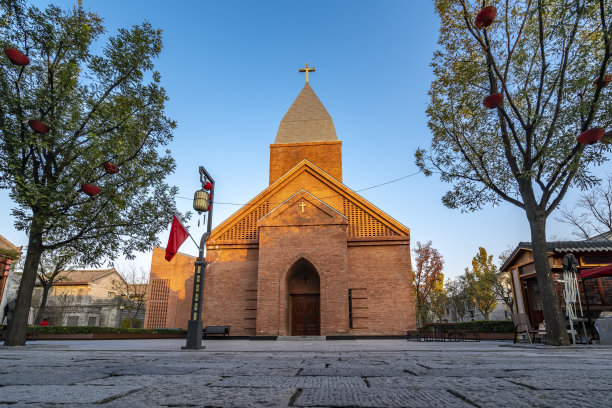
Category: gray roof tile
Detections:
[{"x1": 275, "y1": 83, "x2": 337, "y2": 144}]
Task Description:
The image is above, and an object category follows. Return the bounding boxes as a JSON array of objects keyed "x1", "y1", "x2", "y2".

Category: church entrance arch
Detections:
[{"x1": 286, "y1": 258, "x2": 320, "y2": 336}]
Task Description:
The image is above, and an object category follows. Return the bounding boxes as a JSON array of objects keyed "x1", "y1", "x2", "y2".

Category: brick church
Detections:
[{"x1": 145, "y1": 70, "x2": 415, "y2": 336}]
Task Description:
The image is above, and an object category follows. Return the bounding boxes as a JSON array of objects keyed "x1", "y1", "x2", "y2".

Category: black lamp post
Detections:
[{"x1": 184, "y1": 166, "x2": 214, "y2": 350}]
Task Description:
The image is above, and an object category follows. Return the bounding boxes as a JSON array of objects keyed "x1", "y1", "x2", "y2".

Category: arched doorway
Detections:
[{"x1": 286, "y1": 258, "x2": 320, "y2": 335}]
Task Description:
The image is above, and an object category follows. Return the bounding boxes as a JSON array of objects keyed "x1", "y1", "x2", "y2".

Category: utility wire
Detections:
[{"x1": 177, "y1": 170, "x2": 421, "y2": 206}]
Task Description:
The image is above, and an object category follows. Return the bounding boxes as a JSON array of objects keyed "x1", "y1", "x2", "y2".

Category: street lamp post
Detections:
[{"x1": 184, "y1": 166, "x2": 214, "y2": 350}]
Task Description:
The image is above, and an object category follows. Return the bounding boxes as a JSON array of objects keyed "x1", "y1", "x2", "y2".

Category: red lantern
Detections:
[
  {"x1": 483, "y1": 93, "x2": 503, "y2": 109},
  {"x1": 4, "y1": 47, "x2": 30, "y2": 66},
  {"x1": 81, "y1": 183, "x2": 100, "y2": 196},
  {"x1": 594, "y1": 74, "x2": 612, "y2": 87},
  {"x1": 207, "y1": 203, "x2": 211, "y2": 211},
  {"x1": 104, "y1": 162, "x2": 119, "y2": 174},
  {"x1": 204, "y1": 181, "x2": 213, "y2": 190},
  {"x1": 474, "y1": 6, "x2": 497, "y2": 29},
  {"x1": 577, "y1": 127, "x2": 605, "y2": 145},
  {"x1": 28, "y1": 120, "x2": 50, "y2": 134}
]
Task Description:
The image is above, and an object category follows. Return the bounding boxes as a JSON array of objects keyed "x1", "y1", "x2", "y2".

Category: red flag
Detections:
[{"x1": 165, "y1": 215, "x2": 189, "y2": 261}]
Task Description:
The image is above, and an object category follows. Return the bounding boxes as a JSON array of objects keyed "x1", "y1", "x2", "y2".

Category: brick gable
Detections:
[{"x1": 209, "y1": 160, "x2": 409, "y2": 248}]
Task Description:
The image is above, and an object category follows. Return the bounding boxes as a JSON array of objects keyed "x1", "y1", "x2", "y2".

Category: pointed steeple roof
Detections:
[{"x1": 275, "y1": 83, "x2": 337, "y2": 144}]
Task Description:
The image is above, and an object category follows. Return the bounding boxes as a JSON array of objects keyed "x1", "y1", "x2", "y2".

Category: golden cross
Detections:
[
  {"x1": 299, "y1": 63, "x2": 315, "y2": 83},
  {"x1": 298, "y1": 201, "x2": 307, "y2": 213}
]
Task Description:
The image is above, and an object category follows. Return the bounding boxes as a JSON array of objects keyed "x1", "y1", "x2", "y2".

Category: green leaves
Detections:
[
  {"x1": 0, "y1": 0, "x2": 180, "y2": 265},
  {"x1": 465, "y1": 247, "x2": 498, "y2": 319},
  {"x1": 419, "y1": 0, "x2": 611, "y2": 214}
]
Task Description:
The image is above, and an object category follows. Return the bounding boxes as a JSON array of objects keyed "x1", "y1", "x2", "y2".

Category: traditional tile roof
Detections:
[
  {"x1": 128, "y1": 283, "x2": 148, "y2": 294},
  {"x1": 587, "y1": 230, "x2": 612, "y2": 241},
  {"x1": 500, "y1": 240, "x2": 612, "y2": 271},
  {"x1": 275, "y1": 83, "x2": 337, "y2": 144},
  {"x1": 52, "y1": 268, "x2": 120, "y2": 286},
  {"x1": 545, "y1": 241, "x2": 612, "y2": 252},
  {"x1": 0, "y1": 234, "x2": 22, "y2": 253}
]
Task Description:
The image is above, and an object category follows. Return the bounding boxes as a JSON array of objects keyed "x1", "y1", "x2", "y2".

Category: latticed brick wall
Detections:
[
  {"x1": 218, "y1": 201, "x2": 270, "y2": 241},
  {"x1": 343, "y1": 199, "x2": 400, "y2": 238},
  {"x1": 145, "y1": 278, "x2": 170, "y2": 328}
]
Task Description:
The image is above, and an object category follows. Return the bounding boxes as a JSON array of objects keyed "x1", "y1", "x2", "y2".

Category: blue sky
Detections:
[{"x1": 2, "y1": 0, "x2": 588, "y2": 279}]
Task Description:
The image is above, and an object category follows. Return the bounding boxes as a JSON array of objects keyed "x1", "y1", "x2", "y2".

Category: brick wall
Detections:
[
  {"x1": 149, "y1": 236, "x2": 415, "y2": 336},
  {"x1": 144, "y1": 247, "x2": 196, "y2": 329},
  {"x1": 269, "y1": 141, "x2": 342, "y2": 184},
  {"x1": 347, "y1": 240, "x2": 415, "y2": 335},
  {"x1": 257, "y1": 223, "x2": 350, "y2": 336},
  {"x1": 201, "y1": 246, "x2": 259, "y2": 335}
]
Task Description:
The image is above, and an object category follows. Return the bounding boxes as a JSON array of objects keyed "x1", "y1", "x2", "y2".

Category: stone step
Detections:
[{"x1": 276, "y1": 336, "x2": 326, "y2": 341}]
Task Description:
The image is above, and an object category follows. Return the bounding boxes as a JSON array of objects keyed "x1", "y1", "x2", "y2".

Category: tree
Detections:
[
  {"x1": 557, "y1": 173, "x2": 612, "y2": 239},
  {"x1": 32, "y1": 248, "x2": 79, "y2": 325},
  {"x1": 492, "y1": 270, "x2": 514, "y2": 319},
  {"x1": 413, "y1": 241, "x2": 445, "y2": 326},
  {"x1": 446, "y1": 275, "x2": 472, "y2": 322},
  {"x1": 465, "y1": 247, "x2": 497, "y2": 320},
  {"x1": 1, "y1": 1, "x2": 179, "y2": 345},
  {"x1": 113, "y1": 265, "x2": 148, "y2": 328},
  {"x1": 428, "y1": 285, "x2": 448, "y2": 323},
  {"x1": 416, "y1": 0, "x2": 612, "y2": 345}
]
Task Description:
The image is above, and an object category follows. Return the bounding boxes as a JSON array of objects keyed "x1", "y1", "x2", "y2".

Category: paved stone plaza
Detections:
[{"x1": 1, "y1": 339, "x2": 611, "y2": 407}]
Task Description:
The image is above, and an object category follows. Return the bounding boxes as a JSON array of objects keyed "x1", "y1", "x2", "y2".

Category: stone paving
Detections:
[{"x1": 1, "y1": 339, "x2": 611, "y2": 407}]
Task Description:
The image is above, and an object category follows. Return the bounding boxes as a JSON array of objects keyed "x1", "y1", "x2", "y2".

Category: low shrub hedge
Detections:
[
  {"x1": 419, "y1": 320, "x2": 514, "y2": 333},
  {"x1": 25, "y1": 326, "x2": 186, "y2": 335},
  {"x1": 457, "y1": 320, "x2": 514, "y2": 333}
]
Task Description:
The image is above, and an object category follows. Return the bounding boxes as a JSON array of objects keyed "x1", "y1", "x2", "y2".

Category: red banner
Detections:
[{"x1": 165, "y1": 215, "x2": 189, "y2": 261}]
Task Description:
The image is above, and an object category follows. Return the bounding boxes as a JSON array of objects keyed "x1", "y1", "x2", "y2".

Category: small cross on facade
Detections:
[
  {"x1": 299, "y1": 63, "x2": 315, "y2": 83},
  {"x1": 298, "y1": 201, "x2": 307, "y2": 213}
]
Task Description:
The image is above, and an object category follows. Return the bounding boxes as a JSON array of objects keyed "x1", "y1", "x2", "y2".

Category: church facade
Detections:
[{"x1": 145, "y1": 75, "x2": 415, "y2": 336}]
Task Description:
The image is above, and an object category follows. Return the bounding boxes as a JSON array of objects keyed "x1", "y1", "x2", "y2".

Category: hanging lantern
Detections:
[
  {"x1": 28, "y1": 120, "x2": 50, "y2": 134},
  {"x1": 577, "y1": 127, "x2": 605, "y2": 145},
  {"x1": 204, "y1": 181, "x2": 213, "y2": 190},
  {"x1": 81, "y1": 183, "x2": 100, "y2": 196},
  {"x1": 104, "y1": 162, "x2": 119, "y2": 174},
  {"x1": 474, "y1": 6, "x2": 497, "y2": 29},
  {"x1": 483, "y1": 93, "x2": 503, "y2": 109},
  {"x1": 193, "y1": 189, "x2": 210, "y2": 213},
  {"x1": 4, "y1": 47, "x2": 30, "y2": 66},
  {"x1": 594, "y1": 74, "x2": 612, "y2": 88}
]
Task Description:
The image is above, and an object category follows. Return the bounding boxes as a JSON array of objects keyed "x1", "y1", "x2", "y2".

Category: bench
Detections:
[
  {"x1": 456, "y1": 330, "x2": 480, "y2": 342},
  {"x1": 406, "y1": 329, "x2": 437, "y2": 341},
  {"x1": 202, "y1": 325, "x2": 230, "y2": 340}
]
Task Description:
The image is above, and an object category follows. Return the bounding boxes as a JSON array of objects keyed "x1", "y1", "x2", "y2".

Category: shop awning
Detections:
[{"x1": 580, "y1": 263, "x2": 612, "y2": 279}]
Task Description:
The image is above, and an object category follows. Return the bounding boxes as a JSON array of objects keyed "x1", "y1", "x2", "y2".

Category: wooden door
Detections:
[
  {"x1": 291, "y1": 295, "x2": 320, "y2": 336},
  {"x1": 524, "y1": 279, "x2": 544, "y2": 326}
]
